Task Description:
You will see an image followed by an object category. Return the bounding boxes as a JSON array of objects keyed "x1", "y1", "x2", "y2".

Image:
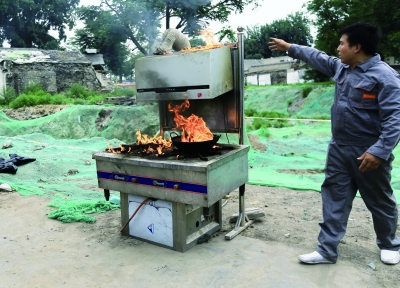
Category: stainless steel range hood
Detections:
[{"x1": 135, "y1": 46, "x2": 233, "y2": 100}]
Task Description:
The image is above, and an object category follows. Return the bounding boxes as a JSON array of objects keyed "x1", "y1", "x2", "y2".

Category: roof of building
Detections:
[
  {"x1": 84, "y1": 48, "x2": 98, "y2": 54},
  {"x1": 0, "y1": 48, "x2": 91, "y2": 64},
  {"x1": 83, "y1": 53, "x2": 105, "y2": 66},
  {"x1": 244, "y1": 56, "x2": 297, "y2": 73}
]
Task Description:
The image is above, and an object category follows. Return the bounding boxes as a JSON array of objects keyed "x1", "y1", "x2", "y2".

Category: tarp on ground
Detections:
[{"x1": 2, "y1": 85, "x2": 400, "y2": 223}]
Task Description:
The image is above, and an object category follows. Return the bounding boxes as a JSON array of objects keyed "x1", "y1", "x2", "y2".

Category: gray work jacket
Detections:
[{"x1": 288, "y1": 44, "x2": 400, "y2": 160}]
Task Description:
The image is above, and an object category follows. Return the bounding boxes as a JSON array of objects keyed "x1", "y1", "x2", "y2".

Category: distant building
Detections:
[
  {"x1": 0, "y1": 48, "x2": 111, "y2": 95},
  {"x1": 244, "y1": 55, "x2": 399, "y2": 86},
  {"x1": 383, "y1": 56, "x2": 400, "y2": 74},
  {"x1": 244, "y1": 56, "x2": 303, "y2": 85},
  {"x1": 384, "y1": 56, "x2": 396, "y2": 65},
  {"x1": 82, "y1": 49, "x2": 113, "y2": 92}
]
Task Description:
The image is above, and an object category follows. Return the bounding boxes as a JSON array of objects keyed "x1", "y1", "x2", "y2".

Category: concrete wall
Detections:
[
  {"x1": 246, "y1": 69, "x2": 306, "y2": 86},
  {"x1": 4, "y1": 61, "x2": 102, "y2": 95},
  {"x1": 247, "y1": 74, "x2": 271, "y2": 85},
  {"x1": 287, "y1": 70, "x2": 300, "y2": 84},
  {"x1": 0, "y1": 69, "x2": 5, "y2": 92}
]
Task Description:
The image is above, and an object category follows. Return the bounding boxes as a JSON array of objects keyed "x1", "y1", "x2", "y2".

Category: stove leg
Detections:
[
  {"x1": 239, "y1": 184, "x2": 246, "y2": 226},
  {"x1": 225, "y1": 184, "x2": 254, "y2": 240},
  {"x1": 104, "y1": 189, "x2": 110, "y2": 201}
]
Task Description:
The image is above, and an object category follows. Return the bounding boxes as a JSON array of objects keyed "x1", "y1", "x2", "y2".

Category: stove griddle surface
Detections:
[{"x1": 95, "y1": 144, "x2": 247, "y2": 167}]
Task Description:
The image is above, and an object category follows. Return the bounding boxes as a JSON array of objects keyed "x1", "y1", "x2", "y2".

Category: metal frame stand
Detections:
[
  {"x1": 225, "y1": 184, "x2": 254, "y2": 239},
  {"x1": 225, "y1": 27, "x2": 253, "y2": 240}
]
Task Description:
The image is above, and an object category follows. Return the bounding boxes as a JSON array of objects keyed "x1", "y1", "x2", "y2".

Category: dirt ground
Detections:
[
  {"x1": 2, "y1": 104, "x2": 70, "y2": 120},
  {"x1": 1, "y1": 185, "x2": 400, "y2": 287},
  {"x1": 1, "y1": 105, "x2": 400, "y2": 287}
]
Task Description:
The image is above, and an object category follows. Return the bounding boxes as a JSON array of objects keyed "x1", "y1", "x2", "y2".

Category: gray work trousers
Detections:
[{"x1": 316, "y1": 140, "x2": 400, "y2": 263}]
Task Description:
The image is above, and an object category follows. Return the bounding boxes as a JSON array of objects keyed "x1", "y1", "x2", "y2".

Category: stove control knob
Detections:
[
  {"x1": 173, "y1": 184, "x2": 180, "y2": 190},
  {"x1": 131, "y1": 178, "x2": 137, "y2": 183}
]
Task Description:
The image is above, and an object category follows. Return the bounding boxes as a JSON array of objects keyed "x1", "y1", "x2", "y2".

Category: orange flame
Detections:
[
  {"x1": 202, "y1": 28, "x2": 220, "y2": 46},
  {"x1": 136, "y1": 130, "x2": 172, "y2": 148},
  {"x1": 168, "y1": 99, "x2": 213, "y2": 142},
  {"x1": 107, "y1": 99, "x2": 213, "y2": 155},
  {"x1": 106, "y1": 140, "x2": 119, "y2": 153},
  {"x1": 106, "y1": 141, "x2": 132, "y2": 154},
  {"x1": 181, "y1": 28, "x2": 224, "y2": 52}
]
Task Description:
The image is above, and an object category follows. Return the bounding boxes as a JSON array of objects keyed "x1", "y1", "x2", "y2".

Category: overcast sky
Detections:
[
  {"x1": 77, "y1": 0, "x2": 310, "y2": 35},
  {"x1": 208, "y1": 0, "x2": 309, "y2": 31},
  {"x1": 2, "y1": 1, "x2": 310, "y2": 47}
]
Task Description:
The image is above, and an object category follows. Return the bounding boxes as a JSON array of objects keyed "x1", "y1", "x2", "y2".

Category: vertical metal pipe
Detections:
[
  {"x1": 237, "y1": 27, "x2": 245, "y2": 145},
  {"x1": 237, "y1": 27, "x2": 246, "y2": 227}
]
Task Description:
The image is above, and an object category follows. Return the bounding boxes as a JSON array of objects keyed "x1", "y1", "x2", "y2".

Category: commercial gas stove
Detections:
[
  {"x1": 93, "y1": 144, "x2": 249, "y2": 251},
  {"x1": 93, "y1": 27, "x2": 253, "y2": 252}
]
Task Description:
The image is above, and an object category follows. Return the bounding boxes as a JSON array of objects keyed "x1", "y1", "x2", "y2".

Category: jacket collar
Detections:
[{"x1": 357, "y1": 54, "x2": 380, "y2": 72}]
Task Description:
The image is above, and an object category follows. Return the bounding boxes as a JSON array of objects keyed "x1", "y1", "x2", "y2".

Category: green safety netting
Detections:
[
  {"x1": 0, "y1": 104, "x2": 161, "y2": 224},
  {"x1": 0, "y1": 133, "x2": 122, "y2": 223},
  {"x1": 247, "y1": 122, "x2": 400, "y2": 197},
  {"x1": 2, "y1": 85, "x2": 400, "y2": 223}
]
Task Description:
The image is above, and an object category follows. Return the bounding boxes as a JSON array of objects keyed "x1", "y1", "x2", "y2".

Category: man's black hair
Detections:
[{"x1": 340, "y1": 23, "x2": 382, "y2": 55}]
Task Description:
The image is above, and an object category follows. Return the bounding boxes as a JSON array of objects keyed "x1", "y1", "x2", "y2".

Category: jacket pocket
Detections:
[{"x1": 352, "y1": 80, "x2": 379, "y2": 109}]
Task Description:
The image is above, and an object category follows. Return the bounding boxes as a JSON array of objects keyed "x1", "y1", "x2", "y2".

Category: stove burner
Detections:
[{"x1": 107, "y1": 145, "x2": 235, "y2": 161}]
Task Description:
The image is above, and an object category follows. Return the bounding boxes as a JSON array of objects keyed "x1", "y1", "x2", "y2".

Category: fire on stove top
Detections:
[
  {"x1": 93, "y1": 143, "x2": 249, "y2": 207},
  {"x1": 105, "y1": 97, "x2": 235, "y2": 161},
  {"x1": 106, "y1": 143, "x2": 236, "y2": 161}
]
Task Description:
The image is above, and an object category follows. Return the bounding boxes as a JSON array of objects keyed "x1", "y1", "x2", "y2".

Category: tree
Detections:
[
  {"x1": 307, "y1": 0, "x2": 400, "y2": 61},
  {"x1": 244, "y1": 25, "x2": 271, "y2": 59},
  {"x1": 77, "y1": 0, "x2": 260, "y2": 56},
  {"x1": 189, "y1": 37, "x2": 206, "y2": 47},
  {"x1": 122, "y1": 53, "x2": 143, "y2": 81},
  {"x1": 160, "y1": 0, "x2": 259, "y2": 35},
  {"x1": 215, "y1": 26, "x2": 238, "y2": 43},
  {"x1": 76, "y1": 1, "x2": 161, "y2": 56},
  {"x1": 73, "y1": 0, "x2": 260, "y2": 79},
  {"x1": 244, "y1": 12, "x2": 313, "y2": 59},
  {"x1": 304, "y1": 0, "x2": 400, "y2": 82},
  {"x1": 71, "y1": 9, "x2": 135, "y2": 82},
  {"x1": 0, "y1": 0, "x2": 79, "y2": 48}
]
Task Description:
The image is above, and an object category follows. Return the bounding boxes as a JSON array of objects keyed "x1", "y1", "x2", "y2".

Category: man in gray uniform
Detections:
[{"x1": 269, "y1": 23, "x2": 400, "y2": 265}]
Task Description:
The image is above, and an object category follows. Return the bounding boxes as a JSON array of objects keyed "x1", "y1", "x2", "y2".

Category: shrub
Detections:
[
  {"x1": 271, "y1": 120, "x2": 286, "y2": 128},
  {"x1": 302, "y1": 86, "x2": 313, "y2": 98},
  {"x1": 9, "y1": 94, "x2": 37, "y2": 108},
  {"x1": 124, "y1": 88, "x2": 136, "y2": 97},
  {"x1": 22, "y1": 82, "x2": 43, "y2": 94},
  {"x1": 258, "y1": 127, "x2": 271, "y2": 138},
  {"x1": 248, "y1": 113, "x2": 294, "y2": 130},
  {"x1": 110, "y1": 87, "x2": 136, "y2": 97},
  {"x1": 8, "y1": 86, "x2": 53, "y2": 108},
  {"x1": 87, "y1": 95, "x2": 107, "y2": 104},
  {"x1": 245, "y1": 108, "x2": 258, "y2": 117},
  {"x1": 66, "y1": 83, "x2": 95, "y2": 99},
  {"x1": 252, "y1": 118, "x2": 270, "y2": 130},
  {"x1": 259, "y1": 111, "x2": 288, "y2": 119},
  {"x1": 72, "y1": 99, "x2": 85, "y2": 105},
  {"x1": 0, "y1": 87, "x2": 17, "y2": 105},
  {"x1": 50, "y1": 94, "x2": 72, "y2": 105},
  {"x1": 34, "y1": 94, "x2": 52, "y2": 105},
  {"x1": 246, "y1": 124, "x2": 254, "y2": 132}
]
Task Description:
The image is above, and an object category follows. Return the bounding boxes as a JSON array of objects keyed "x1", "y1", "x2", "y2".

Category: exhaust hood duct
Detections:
[{"x1": 154, "y1": 28, "x2": 191, "y2": 55}]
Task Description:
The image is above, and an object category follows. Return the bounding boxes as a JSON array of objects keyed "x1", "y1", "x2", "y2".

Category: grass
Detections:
[{"x1": 1, "y1": 83, "x2": 137, "y2": 109}]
